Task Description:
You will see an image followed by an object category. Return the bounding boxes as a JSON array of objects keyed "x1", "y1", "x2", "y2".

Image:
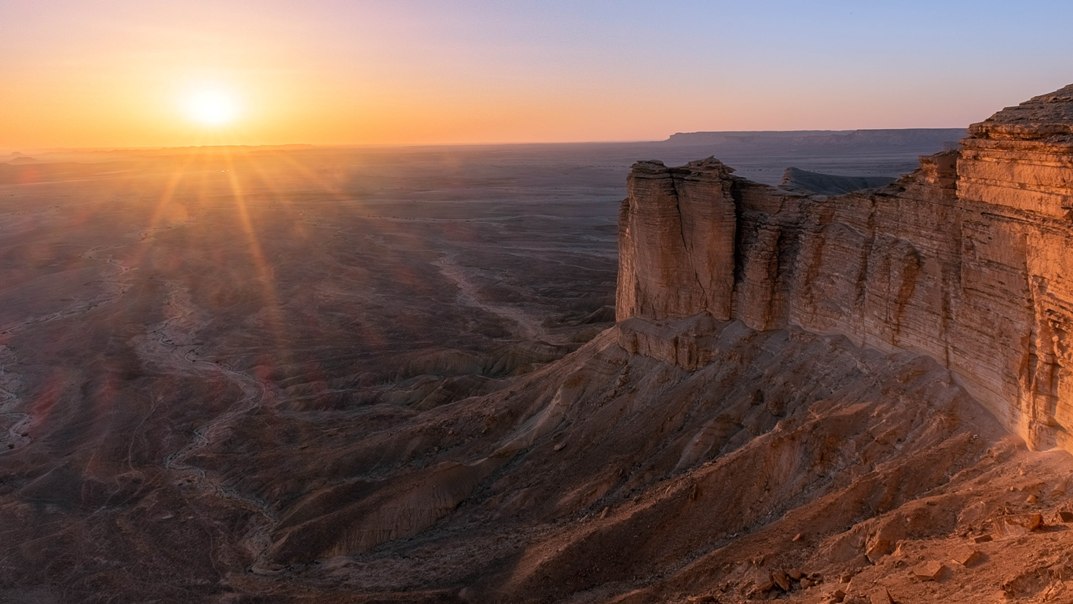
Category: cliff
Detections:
[{"x1": 618, "y1": 83, "x2": 1073, "y2": 452}]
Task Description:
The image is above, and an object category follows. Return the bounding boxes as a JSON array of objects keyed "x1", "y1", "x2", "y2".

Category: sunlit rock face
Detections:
[
  {"x1": 617, "y1": 83, "x2": 1073, "y2": 451},
  {"x1": 616, "y1": 159, "x2": 738, "y2": 322}
]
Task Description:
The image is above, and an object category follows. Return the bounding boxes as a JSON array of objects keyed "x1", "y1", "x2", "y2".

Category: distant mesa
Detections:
[
  {"x1": 779, "y1": 166, "x2": 895, "y2": 195},
  {"x1": 663, "y1": 128, "x2": 965, "y2": 153},
  {"x1": 8, "y1": 152, "x2": 36, "y2": 164}
]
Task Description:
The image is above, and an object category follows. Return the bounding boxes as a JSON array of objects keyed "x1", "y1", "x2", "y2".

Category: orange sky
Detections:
[{"x1": 2, "y1": 1, "x2": 1071, "y2": 151}]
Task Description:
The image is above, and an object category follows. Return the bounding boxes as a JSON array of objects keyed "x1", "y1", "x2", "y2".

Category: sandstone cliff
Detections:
[{"x1": 618, "y1": 83, "x2": 1073, "y2": 452}]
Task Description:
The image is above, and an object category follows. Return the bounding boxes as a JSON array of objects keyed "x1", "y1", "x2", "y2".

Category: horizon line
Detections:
[{"x1": 4, "y1": 126, "x2": 969, "y2": 156}]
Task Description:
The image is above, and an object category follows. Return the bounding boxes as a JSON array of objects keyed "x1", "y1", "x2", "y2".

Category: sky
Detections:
[{"x1": 2, "y1": 0, "x2": 1072, "y2": 150}]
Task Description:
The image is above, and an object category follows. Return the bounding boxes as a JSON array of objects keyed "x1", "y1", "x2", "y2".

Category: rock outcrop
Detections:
[
  {"x1": 779, "y1": 167, "x2": 895, "y2": 195},
  {"x1": 617, "y1": 83, "x2": 1073, "y2": 451}
]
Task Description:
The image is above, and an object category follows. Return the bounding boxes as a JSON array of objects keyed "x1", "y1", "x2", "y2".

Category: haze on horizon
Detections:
[{"x1": 3, "y1": 0, "x2": 1072, "y2": 152}]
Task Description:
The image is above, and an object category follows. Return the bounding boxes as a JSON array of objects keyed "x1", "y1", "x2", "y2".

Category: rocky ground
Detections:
[{"x1": 213, "y1": 317, "x2": 1073, "y2": 603}]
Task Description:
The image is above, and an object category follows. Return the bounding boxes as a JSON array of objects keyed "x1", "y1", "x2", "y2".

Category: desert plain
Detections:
[{"x1": 5, "y1": 134, "x2": 1073, "y2": 603}]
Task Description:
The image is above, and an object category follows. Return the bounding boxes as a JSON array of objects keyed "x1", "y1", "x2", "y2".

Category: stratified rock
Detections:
[
  {"x1": 912, "y1": 560, "x2": 946, "y2": 581},
  {"x1": 1026, "y1": 513, "x2": 1044, "y2": 531},
  {"x1": 771, "y1": 568, "x2": 791, "y2": 591},
  {"x1": 865, "y1": 538, "x2": 894, "y2": 564},
  {"x1": 968, "y1": 84, "x2": 1073, "y2": 142},
  {"x1": 617, "y1": 159, "x2": 738, "y2": 322},
  {"x1": 615, "y1": 83, "x2": 1073, "y2": 453},
  {"x1": 951, "y1": 545, "x2": 985, "y2": 567}
]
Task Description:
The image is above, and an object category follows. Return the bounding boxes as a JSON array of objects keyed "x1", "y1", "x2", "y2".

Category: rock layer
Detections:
[{"x1": 617, "y1": 83, "x2": 1073, "y2": 451}]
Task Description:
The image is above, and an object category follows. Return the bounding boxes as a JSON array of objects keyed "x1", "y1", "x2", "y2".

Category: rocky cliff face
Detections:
[{"x1": 618, "y1": 84, "x2": 1073, "y2": 451}]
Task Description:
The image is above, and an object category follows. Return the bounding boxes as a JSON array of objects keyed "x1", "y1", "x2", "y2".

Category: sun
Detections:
[{"x1": 183, "y1": 87, "x2": 240, "y2": 128}]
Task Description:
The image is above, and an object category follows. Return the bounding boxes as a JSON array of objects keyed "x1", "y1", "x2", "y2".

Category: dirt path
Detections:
[
  {"x1": 434, "y1": 253, "x2": 563, "y2": 345},
  {"x1": 135, "y1": 281, "x2": 279, "y2": 564},
  {"x1": 0, "y1": 244, "x2": 134, "y2": 336},
  {"x1": 0, "y1": 244, "x2": 134, "y2": 455},
  {"x1": 0, "y1": 347, "x2": 29, "y2": 451}
]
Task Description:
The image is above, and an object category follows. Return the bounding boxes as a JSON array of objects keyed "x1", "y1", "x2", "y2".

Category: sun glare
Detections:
[{"x1": 183, "y1": 87, "x2": 240, "y2": 127}]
